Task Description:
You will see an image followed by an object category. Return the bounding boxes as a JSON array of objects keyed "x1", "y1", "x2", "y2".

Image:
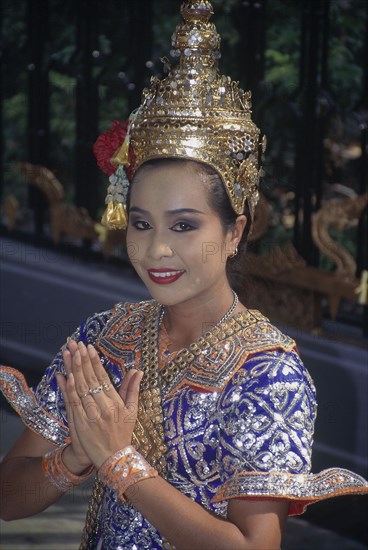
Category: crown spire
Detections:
[
  {"x1": 96, "y1": 0, "x2": 264, "y2": 230},
  {"x1": 172, "y1": 1, "x2": 220, "y2": 71}
]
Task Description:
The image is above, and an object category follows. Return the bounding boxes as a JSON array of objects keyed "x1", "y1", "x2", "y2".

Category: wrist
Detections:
[
  {"x1": 98, "y1": 445, "x2": 158, "y2": 502},
  {"x1": 93, "y1": 441, "x2": 133, "y2": 470},
  {"x1": 42, "y1": 445, "x2": 95, "y2": 493},
  {"x1": 62, "y1": 444, "x2": 92, "y2": 475}
]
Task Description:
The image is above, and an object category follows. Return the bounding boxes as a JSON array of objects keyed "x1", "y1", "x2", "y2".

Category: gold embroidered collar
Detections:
[{"x1": 96, "y1": 300, "x2": 296, "y2": 398}]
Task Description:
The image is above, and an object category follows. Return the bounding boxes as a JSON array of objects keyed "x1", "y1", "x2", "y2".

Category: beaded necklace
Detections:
[{"x1": 81, "y1": 293, "x2": 249, "y2": 550}]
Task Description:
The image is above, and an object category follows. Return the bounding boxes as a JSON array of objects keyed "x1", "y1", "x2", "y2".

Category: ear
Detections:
[{"x1": 226, "y1": 215, "x2": 247, "y2": 252}]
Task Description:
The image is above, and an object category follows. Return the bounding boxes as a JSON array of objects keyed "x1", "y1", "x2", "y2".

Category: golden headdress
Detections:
[{"x1": 94, "y1": 0, "x2": 265, "y2": 229}]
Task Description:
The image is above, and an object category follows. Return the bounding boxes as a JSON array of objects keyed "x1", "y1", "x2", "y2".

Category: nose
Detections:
[{"x1": 147, "y1": 229, "x2": 174, "y2": 260}]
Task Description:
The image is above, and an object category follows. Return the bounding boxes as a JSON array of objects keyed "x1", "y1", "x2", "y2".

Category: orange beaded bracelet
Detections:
[
  {"x1": 42, "y1": 445, "x2": 95, "y2": 493},
  {"x1": 97, "y1": 445, "x2": 158, "y2": 501}
]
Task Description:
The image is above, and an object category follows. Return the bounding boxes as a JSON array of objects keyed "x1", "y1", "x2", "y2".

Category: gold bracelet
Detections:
[
  {"x1": 97, "y1": 445, "x2": 158, "y2": 501},
  {"x1": 42, "y1": 445, "x2": 95, "y2": 493}
]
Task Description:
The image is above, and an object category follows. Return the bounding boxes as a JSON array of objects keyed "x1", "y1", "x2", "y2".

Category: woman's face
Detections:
[{"x1": 126, "y1": 162, "x2": 243, "y2": 307}]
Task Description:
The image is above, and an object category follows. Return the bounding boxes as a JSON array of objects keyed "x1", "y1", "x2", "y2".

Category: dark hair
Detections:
[{"x1": 128, "y1": 158, "x2": 251, "y2": 289}]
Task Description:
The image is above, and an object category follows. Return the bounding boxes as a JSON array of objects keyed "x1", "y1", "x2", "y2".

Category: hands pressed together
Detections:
[{"x1": 56, "y1": 339, "x2": 143, "y2": 472}]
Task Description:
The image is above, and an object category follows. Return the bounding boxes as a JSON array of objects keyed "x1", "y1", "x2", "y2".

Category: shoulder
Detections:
[
  {"x1": 223, "y1": 348, "x2": 317, "y2": 412},
  {"x1": 239, "y1": 309, "x2": 296, "y2": 352},
  {"x1": 231, "y1": 310, "x2": 313, "y2": 389},
  {"x1": 247, "y1": 348, "x2": 315, "y2": 388}
]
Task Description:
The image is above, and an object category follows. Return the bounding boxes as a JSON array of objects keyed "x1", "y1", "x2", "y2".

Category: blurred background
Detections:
[{"x1": 1, "y1": 0, "x2": 367, "y2": 548}]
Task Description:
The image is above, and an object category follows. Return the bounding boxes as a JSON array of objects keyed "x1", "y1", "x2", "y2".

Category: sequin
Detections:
[
  {"x1": 1, "y1": 301, "x2": 367, "y2": 549},
  {"x1": 128, "y1": 1, "x2": 262, "y2": 221}
]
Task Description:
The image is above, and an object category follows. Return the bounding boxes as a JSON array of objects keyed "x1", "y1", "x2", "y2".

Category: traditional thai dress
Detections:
[{"x1": 1, "y1": 300, "x2": 367, "y2": 550}]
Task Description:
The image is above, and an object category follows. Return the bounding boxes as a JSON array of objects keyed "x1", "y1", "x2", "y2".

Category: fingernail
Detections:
[
  {"x1": 78, "y1": 341, "x2": 87, "y2": 355},
  {"x1": 87, "y1": 344, "x2": 96, "y2": 357}
]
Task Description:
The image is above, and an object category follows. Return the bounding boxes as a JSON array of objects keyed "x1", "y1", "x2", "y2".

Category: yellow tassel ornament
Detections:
[
  {"x1": 111, "y1": 135, "x2": 131, "y2": 167},
  {"x1": 101, "y1": 202, "x2": 128, "y2": 230},
  {"x1": 101, "y1": 163, "x2": 130, "y2": 230}
]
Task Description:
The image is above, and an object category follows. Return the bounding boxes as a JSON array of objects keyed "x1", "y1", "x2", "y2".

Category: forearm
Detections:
[
  {"x1": 125, "y1": 477, "x2": 251, "y2": 550},
  {"x1": 0, "y1": 456, "x2": 64, "y2": 520},
  {"x1": 0, "y1": 442, "x2": 93, "y2": 521}
]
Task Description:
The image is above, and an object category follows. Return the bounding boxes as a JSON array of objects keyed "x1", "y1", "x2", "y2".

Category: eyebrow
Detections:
[{"x1": 129, "y1": 207, "x2": 205, "y2": 216}]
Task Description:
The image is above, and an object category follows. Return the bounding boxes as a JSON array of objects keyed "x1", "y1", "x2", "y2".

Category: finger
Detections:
[
  {"x1": 67, "y1": 371, "x2": 94, "y2": 410},
  {"x1": 65, "y1": 383, "x2": 86, "y2": 442},
  {"x1": 77, "y1": 342, "x2": 104, "y2": 398},
  {"x1": 65, "y1": 372, "x2": 89, "y2": 426},
  {"x1": 125, "y1": 370, "x2": 143, "y2": 408},
  {"x1": 118, "y1": 369, "x2": 138, "y2": 403},
  {"x1": 63, "y1": 376, "x2": 76, "y2": 427},
  {"x1": 67, "y1": 337, "x2": 79, "y2": 355},
  {"x1": 58, "y1": 372, "x2": 81, "y2": 429},
  {"x1": 86, "y1": 344, "x2": 113, "y2": 395},
  {"x1": 62, "y1": 349, "x2": 72, "y2": 376},
  {"x1": 71, "y1": 349, "x2": 94, "y2": 401},
  {"x1": 123, "y1": 371, "x2": 143, "y2": 423},
  {"x1": 56, "y1": 372, "x2": 67, "y2": 395},
  {"x1": 56, "y1": 372, "x2": 76, "y2": 441}
]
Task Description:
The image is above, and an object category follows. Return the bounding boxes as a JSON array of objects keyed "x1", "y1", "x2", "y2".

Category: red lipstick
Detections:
[{"x1": 148, "y1": 268, "x2": 185, "y2": 285}]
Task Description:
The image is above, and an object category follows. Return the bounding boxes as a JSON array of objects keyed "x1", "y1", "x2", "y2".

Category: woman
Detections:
[{"x1": 1, "y1": 2, "x2": 367, "y2": 549}]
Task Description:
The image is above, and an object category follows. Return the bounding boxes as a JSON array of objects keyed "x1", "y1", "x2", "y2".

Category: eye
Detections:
[
  {"x1": 132, "y1": 220, "x2": 151, "y2": 230},
  {"x1": 170, "y1": 221, "x2": 195, "y2": 232}
]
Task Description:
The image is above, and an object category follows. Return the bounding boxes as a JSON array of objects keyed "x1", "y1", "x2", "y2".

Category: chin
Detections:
[
  {"x1": 146, "y1": 291, "x2": 183, "y2": 307},
  {"x1": 143, "y1": 284, "x2": 189, "y2": 307}
]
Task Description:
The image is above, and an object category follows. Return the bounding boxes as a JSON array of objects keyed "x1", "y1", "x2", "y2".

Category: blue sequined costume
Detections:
[{"x1": 1, "y1": 301, "x2": 367, "y2": 550}]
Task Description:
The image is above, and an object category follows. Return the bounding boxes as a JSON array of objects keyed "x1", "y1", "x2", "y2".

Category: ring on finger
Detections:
[
  {"x1": 89, "y1": 384, "x2": 103, "y2": 395},
  {"x1": 101, "y1": 381, "x2": 111, "y2": 392},
  {"x1": 80, "y1": 389, "x2": 91, "y2": 399}
]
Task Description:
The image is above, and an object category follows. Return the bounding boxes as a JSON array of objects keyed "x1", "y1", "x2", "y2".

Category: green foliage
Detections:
[
  {"x1": 265, "y1": 50, "x2": 298, "y2": 89},
  {"x1": 1, "y1": 0, "x2": 366, "y2": 265},
  {"x1": 328, "y1": 0, "x2": 366, "y2": 109},
  {"x1": 3, "y1": 90, "x2": 28, "y2": 199}
]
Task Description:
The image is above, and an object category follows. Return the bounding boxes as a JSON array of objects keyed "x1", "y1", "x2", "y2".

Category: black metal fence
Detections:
[{"x1": 1, "y1": 0, "x2": 368, "y2": 326}]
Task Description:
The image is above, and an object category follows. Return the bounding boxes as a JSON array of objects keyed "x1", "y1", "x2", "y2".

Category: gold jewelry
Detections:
[
  {"x1": 42, "y1": 445, "x2": 94, "y2": 493},
  {"x1": 130, "y1": 0, "x2": 264, "y2": 218},
  {"x1": 97, "y1": 445, "x2": 158, "y2": 502},
  {"x1": 101, "y1": 381, "x2": 111, "y2": 392},
  {"x1": 229, "y1": 246, "x2": 238, "y2": 259},
  {"x1": 89, "y1": 384, "x2": 104, "y2": 395},
  {"x1": 80, "y1": 389, "x2": 91, "y2": 399},
  {"x1": 80, "y1": 308, "x2": 169, "y2": 549},
  {"x1": 132, "y1": 306, "x2": 168, "y2": 475},
  {"x1": 136, "y1": 293, "x2": 239, "y2": 467},
  {"x1": 95, "y1": 0, "x2": 265, "y2": 230},
  {"x1": 80, "y1": 301, "x2": 293, "y2": 549}
]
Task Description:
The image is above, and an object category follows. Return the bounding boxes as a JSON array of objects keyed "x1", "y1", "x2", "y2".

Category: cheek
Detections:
[
  {"x1": 200, "y1": 241, "x2": 226, "y2": 267},
  {"x1": 126, "y1": 230, "x2": 143, "y2": 266},
  {"x1": 182, "y1": 239, "x2": 205, "y2": 261}
]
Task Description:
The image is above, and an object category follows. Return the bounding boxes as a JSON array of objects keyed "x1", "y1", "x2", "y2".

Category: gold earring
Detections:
[{"x1": 229, "y1": 246, "x2": 238, "y2": 259}]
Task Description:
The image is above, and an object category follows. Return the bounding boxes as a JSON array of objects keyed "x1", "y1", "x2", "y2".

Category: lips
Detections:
[{"x1": 147, "y1": 268, "x2": 185, "y2": 285}]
